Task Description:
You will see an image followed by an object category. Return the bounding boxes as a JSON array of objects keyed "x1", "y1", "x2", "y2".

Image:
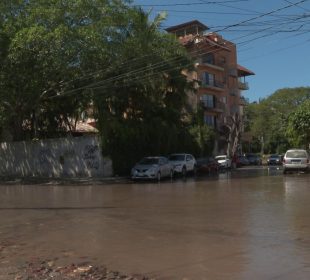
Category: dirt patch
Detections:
[{"x1": 13, "y1": 259, "x2": 154, "y2": 280}]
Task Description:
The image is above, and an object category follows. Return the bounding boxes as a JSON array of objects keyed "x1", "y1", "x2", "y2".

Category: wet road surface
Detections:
[{"x1": 1, "y1": 167, "x2": 310, "y2": 279}]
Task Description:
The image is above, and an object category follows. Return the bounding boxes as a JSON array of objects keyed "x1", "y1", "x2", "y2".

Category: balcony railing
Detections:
[
  {"x1": 196, "y1": 59, "x2": 225, "y2": 71},
  {"x1": 201, "y1": 80, "x2": 225, "y2": 89},
  {"x1": 202, "y1": 101, "x2": 226, "y2": 113},
  {"x1": 238, "y1": 81, "x2": 249, "y2": 90}
]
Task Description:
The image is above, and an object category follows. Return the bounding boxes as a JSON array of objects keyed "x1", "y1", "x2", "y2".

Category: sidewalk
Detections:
[{"x1": 0, "y1": 175, "x2": 129, "y2": 185}]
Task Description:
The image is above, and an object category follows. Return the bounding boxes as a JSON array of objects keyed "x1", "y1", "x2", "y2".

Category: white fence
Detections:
[{"x1": 0, "y1": 136, "x2": 113, "y2": 177}]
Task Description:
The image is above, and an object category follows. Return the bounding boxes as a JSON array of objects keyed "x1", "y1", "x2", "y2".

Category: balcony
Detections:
[
  {"x1": 238, "y1": 81, "x2": 249, "y2": 90},
  {"x1": 201, "y1": 80, "x2": 225, "y2": 91},
  {"x1": 239, "y1": 96, "x2": 248, "y2": 106},
  {"x1": 195, "y1": 59, "x2": 225, "y2": 71},
  {"x1": 202, "y1": 101, "x2": 226, "y2": 114}
]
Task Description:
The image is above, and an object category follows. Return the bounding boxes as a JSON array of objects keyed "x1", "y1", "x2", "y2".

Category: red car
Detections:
[{"x1": 196, "y1": 157, "x2": 220, "y2": 174}]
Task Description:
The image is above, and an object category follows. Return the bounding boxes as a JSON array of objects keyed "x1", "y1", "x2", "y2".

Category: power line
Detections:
[
  {"x1": 49, "y1": 31, "x2": 309, "y2": 99},
  {"x1": 49, "y1": 44, "x2": 226, "y2": 99},
  {"x1": 136, "y1": 0, "x2": 250, "y2": 7},
  {"x1": 212, "y1": 0, "x2": 310, "y2": 32},
  {"x1": 283, "y1": 0, "x2": 310, "y2": 12},
  {"x1": 32, "y1": 0, "x2": 310, "y2": 99}
]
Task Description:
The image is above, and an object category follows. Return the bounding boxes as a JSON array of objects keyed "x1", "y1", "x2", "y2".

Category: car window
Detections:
[
  {"x1": 186, "y1": 155, "x2": 193, "y2": 161},
  {"x1": 270, "y1": 155, "x2": 278, "y2": 158},
  {"x1": 270, "y1": 154, "x2": 279, "y2": 158},
  {"x1": 216, "y1": 156, "x2": 226, "y2": 160},
  {"x1": 139, "y1": 158, "x2": 159, "y2": 164},
  {"x1": 286, "y1": 150, "x2": 308, "y2": 158},
  {"x1": 169, "y1": 155, "x2": 185, "y2": 161}
]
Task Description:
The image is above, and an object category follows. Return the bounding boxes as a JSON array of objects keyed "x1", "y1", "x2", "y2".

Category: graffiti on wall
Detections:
[{"x1": 83, "y1": 144, "x2": 100, "y2": 170}]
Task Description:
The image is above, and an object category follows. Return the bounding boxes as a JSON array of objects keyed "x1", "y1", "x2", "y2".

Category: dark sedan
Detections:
[
  {"x1": 236, "y1": 155, "x2": 249, "y2": 167},
  {"x1": 196, "y1": 157, "x2": 220, "y2": 174},
  {"x1": 267, "y1": 154, "x2": 282, "y2": 165},
  {"x1": 245, "y1": 154, "x2": 262, "y2": 165}
]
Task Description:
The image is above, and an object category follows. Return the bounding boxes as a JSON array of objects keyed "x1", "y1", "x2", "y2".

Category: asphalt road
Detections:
[{"x1": 1, "y1": 166, "x2": 310, "y2": 279}]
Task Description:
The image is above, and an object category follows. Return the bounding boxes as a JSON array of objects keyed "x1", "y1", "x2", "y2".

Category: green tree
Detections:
[
  {"x1": 0, "y1": 0, "x2": 131, "y2": 140},
  {"x1": 0, "y1": 1, "x2": 199, "y2": 175},
  {"x1": 189, "y1": 103, "x2": 215, "y2": 157},
  {"x1": 244, "y1": 87, "x2": 310, "y2": 153},
  {"x1": 94, "y1": 8, "x2": 197, "y2": 174},
  {"x1": 287, "y1": 99, "x2": 310, "y2": 148}
]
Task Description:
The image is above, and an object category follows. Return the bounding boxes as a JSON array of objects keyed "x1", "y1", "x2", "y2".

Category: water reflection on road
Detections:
[{"x1": 0, "y1": 167, "x2": 310, "y2": 279}]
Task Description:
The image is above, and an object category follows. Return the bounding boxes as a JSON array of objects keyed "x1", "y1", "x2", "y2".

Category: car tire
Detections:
[
  {"x1": 182, "y1": 166, "x2": 187, "y2": 177},
  {"x1": 283, "y1": 169, "x2": 287, "y2": 174}
]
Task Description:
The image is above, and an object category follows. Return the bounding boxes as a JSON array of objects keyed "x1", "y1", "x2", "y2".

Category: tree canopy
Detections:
[
  {"x1": 0, "y1": 0, "x2": 133, "y2": 140},
  {"x1": 0, "y1": 0, "x2": 200, "y2": 174},
  {"x1": 244, "y1": 87, "x2": 310, "y2": 153},
  {"x1": 287, "y1": 99, "x2": 310, "y2": 148}
]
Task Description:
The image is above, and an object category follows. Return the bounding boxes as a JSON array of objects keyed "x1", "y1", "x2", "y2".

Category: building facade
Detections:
[{"x1": 166, "y1": 20, "x2": 254, "y2": 154}]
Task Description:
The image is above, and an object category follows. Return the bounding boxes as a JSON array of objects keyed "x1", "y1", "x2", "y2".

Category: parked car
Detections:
[
  {"x1": 196, "y1": 157, "x2": 220, "y2": 174},
  {"x1": 283, "y1": 149, "x2": 309, "y2": 174},
  {"x1": 245, "y1": 153, "x2": 262, "y2": 165},
  {"x1": 215, "y1": 155, "x2": 231, "y2": 169},
  {"x1": 236, "y1": 155, "x2": 249, "y2": 167},
  {"x1": 168, "y1": 153, "x2": 197, "y2": 176},
  {"x1": 131, "y1": 156, "x2": 174, "y2": 181},
  {"x1": 267, "y1": 154, "x2": 282, "y2": 165}
]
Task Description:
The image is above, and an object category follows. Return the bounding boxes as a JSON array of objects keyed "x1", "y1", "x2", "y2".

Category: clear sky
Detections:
[{"x1": 133, "y1": 0, "x2": 310, "y2": 102}]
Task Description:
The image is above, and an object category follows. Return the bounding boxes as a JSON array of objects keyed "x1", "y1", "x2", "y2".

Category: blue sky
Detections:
[{"x1": 133, "y1": 0, "x2": 310, "y2": 102}]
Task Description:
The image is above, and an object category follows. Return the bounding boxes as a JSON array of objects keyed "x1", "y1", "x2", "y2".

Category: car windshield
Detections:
[
  {"x1": 169, "y1": 155, "x2": 185, "y2": 161},
  {"x1": 139, "y1": 158, "x2": 159, "y2": 165},
  {"x1": 216, "y1": 156, "x2": 226, "y2": 160},
  {"x1": 286, "y1": 151, "x2": 307, "y2": 158},
  {"x1": 270, "y1": 155, "x2": 280, "y2": 158}
]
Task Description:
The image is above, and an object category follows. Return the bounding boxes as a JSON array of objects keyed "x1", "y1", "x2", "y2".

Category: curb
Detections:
[{"x1": 0, "y1": 176, "x2": 129, "y2": 185}]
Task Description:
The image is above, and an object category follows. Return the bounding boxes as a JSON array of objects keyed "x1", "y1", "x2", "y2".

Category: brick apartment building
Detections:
[{"x1": 166, "y1": 20, "x2": 254, "y2": 154}]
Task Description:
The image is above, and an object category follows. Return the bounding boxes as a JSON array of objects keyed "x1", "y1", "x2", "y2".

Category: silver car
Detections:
[
  {"x1": 168, "y1": 153, "x2": 197, "y2": 176},
  {"x1": 131, "y1": 156, "x2": 174, "y2": 181},
  {"x1": 283, "y1": 149, "x2": 309, "y2": 174}
]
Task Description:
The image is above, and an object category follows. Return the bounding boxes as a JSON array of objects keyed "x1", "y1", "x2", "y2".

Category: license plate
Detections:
[{"x1": 292, "y1": 160, "x2": 301, "y2": 164}]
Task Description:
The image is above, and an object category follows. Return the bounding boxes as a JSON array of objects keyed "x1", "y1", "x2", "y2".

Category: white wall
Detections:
[{"x1": 0, "y1": 136, "x2": 113, "y2": 177}]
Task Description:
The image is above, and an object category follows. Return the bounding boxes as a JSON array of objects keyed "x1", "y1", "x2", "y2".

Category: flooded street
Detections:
[{"x1": 1, "y1": 167, "x2": 310, "y2": 279}]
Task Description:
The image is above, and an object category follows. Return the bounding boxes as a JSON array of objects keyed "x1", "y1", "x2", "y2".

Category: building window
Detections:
[
  {"x1": 202, "y1": 53, "x2": 214, "y2": 64},
  {"x1": 201, "y1": 94, "x2": 215, "y2": 108},
  {"x1": 230, "y1": 105, "x2": 239, "y2": 114},
  {"x1": 204, "y1": 115, "x2": 216, "y2": 128},
  {"x1": 203, "y1": 72, "x2": 215, "y2": 86},
  {"x1": 222, "y1": 96, "x2": 227, "y2": 104}
]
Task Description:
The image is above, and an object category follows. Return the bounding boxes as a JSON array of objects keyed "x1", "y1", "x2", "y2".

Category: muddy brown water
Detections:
[{"x1": 1, "y1": 168, "x2": 310, "y2": 279}]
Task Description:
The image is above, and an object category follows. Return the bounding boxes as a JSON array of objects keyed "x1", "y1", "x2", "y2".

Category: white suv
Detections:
[
  {"x1": 169, "y1": 153, "x2": 197, "y2": 176},
  {"x1": 283, "y1": 149, "x2": 309, "y2": 174},
  {"x1": 215, "y1": 155, "x2": 232, "y2": 169}
]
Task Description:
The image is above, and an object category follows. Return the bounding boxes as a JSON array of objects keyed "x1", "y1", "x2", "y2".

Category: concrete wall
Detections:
[{"x1": 0, "y1": 136, "x2": 113, "y2": 177}]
